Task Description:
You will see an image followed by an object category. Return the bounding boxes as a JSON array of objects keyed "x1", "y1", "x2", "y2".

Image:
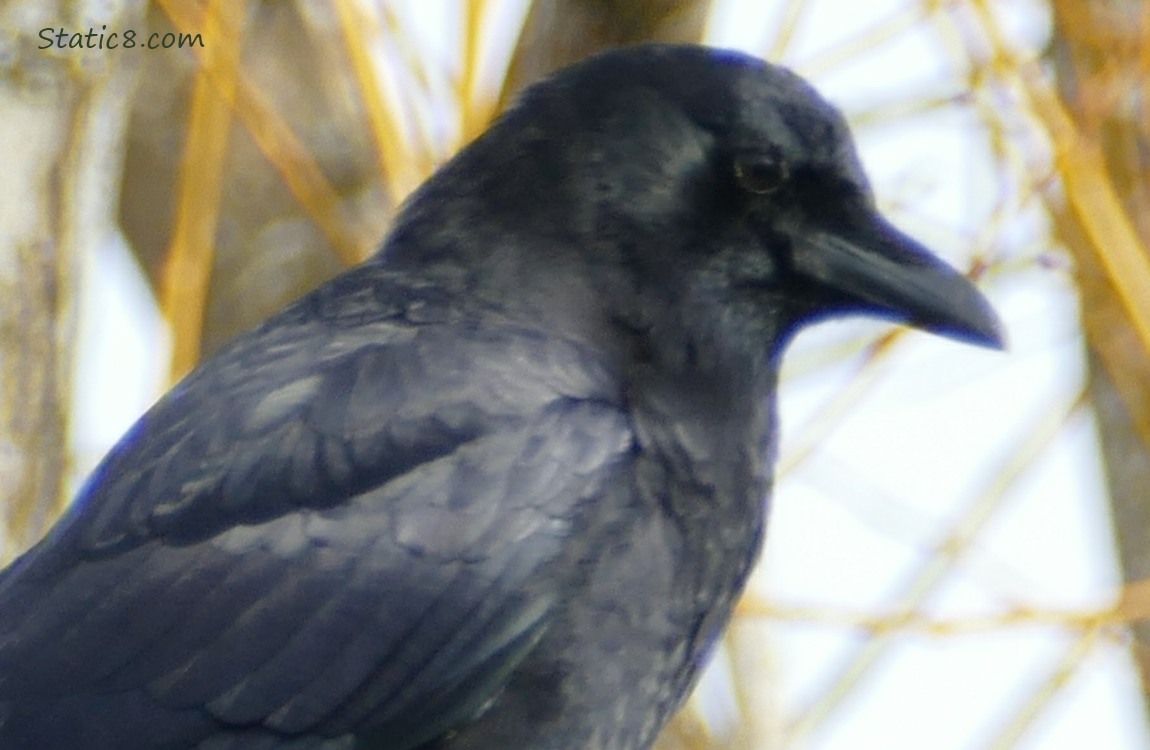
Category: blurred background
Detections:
[{"x1": 3, "y1": 0, "x2": 1150, "y2": 747}]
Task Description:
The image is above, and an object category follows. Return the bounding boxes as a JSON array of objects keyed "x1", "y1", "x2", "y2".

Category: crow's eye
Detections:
[{"x1": 734, "y1": 151, "x2": 788, "y2": 194}]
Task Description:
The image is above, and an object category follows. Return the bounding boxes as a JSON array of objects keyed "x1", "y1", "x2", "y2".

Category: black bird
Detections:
[{"x1": 0, "y1": 45, "x2": 1002, "y2": 750}]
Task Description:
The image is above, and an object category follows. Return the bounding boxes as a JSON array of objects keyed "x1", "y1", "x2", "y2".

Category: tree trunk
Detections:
[
  {"x1": 1049, "y1": 0, "x2": 1150, "y2": 717},
  {"x1": 0, "y1": 0, "x2": 146, "y2": 561}
]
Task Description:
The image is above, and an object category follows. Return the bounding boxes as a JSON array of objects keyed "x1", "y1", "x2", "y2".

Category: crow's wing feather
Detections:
[{"x1": 0, "y1": 268, "x2": 632, "y2": 750}]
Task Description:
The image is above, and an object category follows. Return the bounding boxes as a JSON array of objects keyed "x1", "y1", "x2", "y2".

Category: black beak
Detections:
[{"x1": 790, "y1": 207, "x2": 1004, "y2": 349}]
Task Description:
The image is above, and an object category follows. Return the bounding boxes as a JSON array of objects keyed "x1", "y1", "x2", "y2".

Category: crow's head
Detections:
[{"x1": 386, "y1": 44, "x2": 1003, "y2": 367}]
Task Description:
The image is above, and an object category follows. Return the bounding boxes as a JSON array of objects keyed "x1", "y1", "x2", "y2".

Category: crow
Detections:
[{"x1": 0, "y1": 44, "x2": 1002, "y2": 750}]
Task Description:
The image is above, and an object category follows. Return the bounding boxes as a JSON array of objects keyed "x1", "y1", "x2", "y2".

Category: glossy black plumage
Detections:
[{"x1": 0, "y1": 45, "x2": 1001, "y2": 750}]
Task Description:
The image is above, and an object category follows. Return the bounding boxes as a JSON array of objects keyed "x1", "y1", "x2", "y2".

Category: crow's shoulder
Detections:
[
  {"x1": 50, "y1": 265, "x2": 624, "y2": 554},
  {"x1": 0, "y1": 264, "x2": 634, "y2": 749}
]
